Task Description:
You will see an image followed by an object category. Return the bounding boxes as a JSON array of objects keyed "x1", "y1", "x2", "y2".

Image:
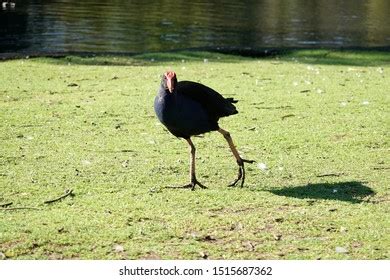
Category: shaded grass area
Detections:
[
  {"x1": 2, "y1": 47, "x2": 389, "y2": 66},
  {"x1": 0, "y1": 50, "x2": 389, "y2": 260},
  {"x1": 278, "y1": 49, "x2": 390, "y2": 66}
]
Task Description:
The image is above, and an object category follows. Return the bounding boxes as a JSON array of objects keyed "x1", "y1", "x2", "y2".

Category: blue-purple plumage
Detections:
[
  {"x1": 154, "y1": 71, "x2": 254, "y2": 189},
  {"x1": 154, "y1": 76, "x2": 238, "y2": 139}
]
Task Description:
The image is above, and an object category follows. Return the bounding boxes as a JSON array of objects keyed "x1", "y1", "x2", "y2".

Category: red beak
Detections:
[
  {"x1": 167, "y1": 78, "x2": 174, "y2": 93},
  {"x1": 165, "y1": 71, "x2": 176, "y2": 93}
]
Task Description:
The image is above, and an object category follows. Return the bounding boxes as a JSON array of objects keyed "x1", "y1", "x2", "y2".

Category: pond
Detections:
[{"x1": 1, "y1": 0, "x2": 389, "y2": 53}]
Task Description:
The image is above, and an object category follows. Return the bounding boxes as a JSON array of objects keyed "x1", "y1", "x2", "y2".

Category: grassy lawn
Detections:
[{"x1": 0, "y1": 50, "x2": 389, "y2": 259}]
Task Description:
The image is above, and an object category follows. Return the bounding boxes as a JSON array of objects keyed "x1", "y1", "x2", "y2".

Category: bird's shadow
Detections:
[{"x1": 268, "y1": 181, "x2": 374, "y2": 204}]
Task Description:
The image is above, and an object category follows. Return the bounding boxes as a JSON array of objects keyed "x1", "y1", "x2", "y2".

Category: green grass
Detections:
[{"x1": 0, "y1": 50, "x2": 389, "y2": 260}]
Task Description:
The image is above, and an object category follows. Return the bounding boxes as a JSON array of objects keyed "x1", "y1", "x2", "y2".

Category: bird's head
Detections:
[{"x1": 162, "y1": 71, "x2": 177, "y2": 93}]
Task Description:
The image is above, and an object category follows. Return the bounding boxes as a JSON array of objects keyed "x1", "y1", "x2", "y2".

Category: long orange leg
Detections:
[{"x1": 218, "y1": 128, "x2": 255, "y2": 187}]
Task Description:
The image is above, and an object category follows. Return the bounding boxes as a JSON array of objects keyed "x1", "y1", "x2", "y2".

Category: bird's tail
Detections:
[
  {"x1": 226, "y1": 97, "x2": 238, "y2": 104},
  {"x1": 220, "y1": 97, "x2": 238, "y2": 117}
]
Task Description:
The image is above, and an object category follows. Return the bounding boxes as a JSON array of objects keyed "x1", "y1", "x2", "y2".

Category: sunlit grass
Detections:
[{"x1": 0, "y1": 50, "x2": 389, "y2": 259}]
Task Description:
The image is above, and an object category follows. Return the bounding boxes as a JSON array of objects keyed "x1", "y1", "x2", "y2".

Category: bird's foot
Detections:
[
  {"x1": 183, "y1": 178, "x2": 207, "y2": 191},
  {"x1": 166, "y1": 179, "x2": 207, "y2": 191},
  {"x1": 228, "y1": 158, "x2": 255, "y2": 188}
]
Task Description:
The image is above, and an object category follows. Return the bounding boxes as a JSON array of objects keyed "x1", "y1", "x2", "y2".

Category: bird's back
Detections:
[
  {"x1": 154, "y1": 80, "x2": 238, "y2": 138},
  {"x1": 176, "y1": 81, "x2": 238, "y2": 120}
]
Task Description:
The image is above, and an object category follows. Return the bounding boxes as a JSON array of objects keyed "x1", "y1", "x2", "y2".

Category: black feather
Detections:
[
  {"x1": 154, "y1": 75, "x2": 239, "y2": 139},
  {"x1": 176, "y1": 81, "x2": 238, "y2": 119}
]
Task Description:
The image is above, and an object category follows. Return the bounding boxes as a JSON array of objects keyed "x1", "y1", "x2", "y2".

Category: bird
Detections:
[{"x1": 154, "y1": 71, "x2": 254, "y2": 190}]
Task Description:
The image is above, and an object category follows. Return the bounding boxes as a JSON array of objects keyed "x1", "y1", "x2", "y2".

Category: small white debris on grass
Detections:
[
  {"x1": 203, "y1": 58, "x2": 209, "y2": 63},
  {"x1": 307, "y1": 65, "x2": 314, "y2": 71},
  {"x1": 257, "y1": 163, "x2": 268, "y2": 172},
  {"x1": 113, "y1": 244, "x2": 124, "y2": 253},
  {"x1": 340, "y1": 102, "x2": 347, "y2": 107},
  {"x1": 293, "y1": 81, "x2": 299, "y2": 86},
  {"x1": 81, "y1": 160, "x2": 91, "y2": 166},
  {"x1": 316, "y1": 88, "x2": 324, "y2": 94},
  {"x1": 307, "y1": 65, "x2": 320, "y2": 74},
  {"x1": 362, "y1": 100, "x2": 369, "y2": 105},
  {"x1": 340, "y1": 226, "x2": 347, "y2": 233},
  {"x1": 335, "y1": 246, "x2": 348, "y2": 253},
  {"x1": 333, "y1": 189, "x2": 338, "y2": 193},
  {"x1": 377, "y1": 67, "x2": 384, "y2": 74}
]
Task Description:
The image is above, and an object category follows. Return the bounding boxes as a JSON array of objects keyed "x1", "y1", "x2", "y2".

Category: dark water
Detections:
[{"x1": 1, "y1": 0, "x2": 389, "y2": 53}]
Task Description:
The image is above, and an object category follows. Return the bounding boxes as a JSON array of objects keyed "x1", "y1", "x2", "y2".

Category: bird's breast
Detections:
[{"x1": 154, "y1": 93, "x2": 175, "y2": 124}]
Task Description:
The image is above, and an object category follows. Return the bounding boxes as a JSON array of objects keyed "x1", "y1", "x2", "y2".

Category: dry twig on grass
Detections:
[
  {"x1": 44, "y1": 189, "x2": 74, "y2": 204},
  {"x1": 0, "y1": 202, "x2": 13, "y2": 208},
  {"x1": 1, "y1": 206, "x2": 41, "y2": 211}
]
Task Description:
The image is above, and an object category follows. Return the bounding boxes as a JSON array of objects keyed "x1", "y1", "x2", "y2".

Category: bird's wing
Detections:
[{"x1": 176, "y1": 81, "x2": 238, "y2": 119}]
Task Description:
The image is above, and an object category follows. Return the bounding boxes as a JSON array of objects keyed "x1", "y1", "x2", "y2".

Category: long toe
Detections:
[
  {"x1": 242, "y1": 158, "x2": 256, "y2": 164},
  {"x1": 191, "y1": 179, "x2": 207, "y2": 190},
  {"x1": 228, "y1": 166, "x2": 243, "y2": 187},
  {"x1": 228, "y1": 158, "x2": 255, "y2": 188},
  {"x1": 165, "y1": 180, "x2": 207, "y2": 190},
  {"x1": 228, "y1": 179, "x2": 240, "y2": 187},
  {"x1": 165, "y1": 184, "x2": 193, "y2": 189}
]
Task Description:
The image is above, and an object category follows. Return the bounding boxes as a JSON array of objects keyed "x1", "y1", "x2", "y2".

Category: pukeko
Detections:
[{"x1": 154, "y1": 71, "x2": 254, "y2": 190}]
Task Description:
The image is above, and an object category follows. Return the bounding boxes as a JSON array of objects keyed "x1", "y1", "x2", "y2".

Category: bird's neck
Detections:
[{"x1": 158, "y1": 86, "x2": 174, "y2": 98}]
